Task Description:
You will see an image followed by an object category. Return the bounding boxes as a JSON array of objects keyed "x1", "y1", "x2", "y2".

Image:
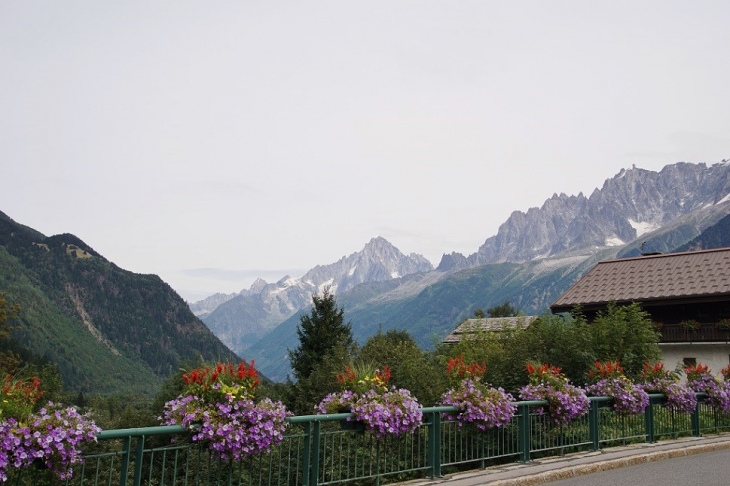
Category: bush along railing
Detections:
[{"x1": 6, "y1": 360, "x2": 730, "y2": 485}]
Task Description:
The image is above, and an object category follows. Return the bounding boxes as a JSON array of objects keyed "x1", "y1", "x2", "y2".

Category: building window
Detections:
[{"x1": 683, "y1": 357, "x2": 696, "y2": 367}]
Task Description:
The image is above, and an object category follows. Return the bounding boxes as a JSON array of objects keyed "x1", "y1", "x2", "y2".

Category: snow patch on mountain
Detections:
[{"x1": 628, "y1": 219, "x2": 659, "y2": 238}]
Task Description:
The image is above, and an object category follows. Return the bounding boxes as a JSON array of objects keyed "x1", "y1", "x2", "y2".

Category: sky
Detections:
[{"x1": 2, "y1": 2, "x2": 730, "y2": 302}]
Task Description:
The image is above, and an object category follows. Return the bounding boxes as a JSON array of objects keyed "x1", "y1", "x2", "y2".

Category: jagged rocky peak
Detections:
[
  {"x1": 187, "y1": 291, "x2": 240, "y2": 317},
  {"x1": 246, "y1": 278, "x2": 268, "y2": 295},
  {"x1": 468, "y1": 161, "x2": 730, "y2": 267},
  {"x1": 197, "y1": 236, "x2": 434, "y2": 353},
  {"x1": 301, "y1": 236, "x2": 433, "y2": 294},
  {"x1": 436, "y1": 251, "x2": 469, "y2": 272}
]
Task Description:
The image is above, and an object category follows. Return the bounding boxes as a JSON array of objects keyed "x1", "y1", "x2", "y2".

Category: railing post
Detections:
[
  {"x1": 302, "y1": 422, "x2": 311, "y2": 486},
  {"x1": 518, "y1": 403, "x2": 531, "y2": 462},
  {"x1": 691, "y1": 397, "x2": 701, "y2": 437},
  {"x1": 132, "y1": 436, "x2": 146, "y2": 486},
  {"x1": 118, "y1": 436, "x2": 131, "y2": 486},
  {"x1": 426, "y1": 411, "x2": 442, "y2": 478},
  {"x1": 309, "y1": 421, "x2": 321, "y2": 486},
  {"x1": 589, "y1": 398, "x2": 600, "y2": 451},
  {"x1": 645, "y1": 395, "x2": 656, "y2": 443}
]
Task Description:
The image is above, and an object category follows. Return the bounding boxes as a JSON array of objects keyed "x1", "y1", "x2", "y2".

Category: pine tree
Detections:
[{"x1": 288, "y1": 287, "x2": 354, "y2": 382}]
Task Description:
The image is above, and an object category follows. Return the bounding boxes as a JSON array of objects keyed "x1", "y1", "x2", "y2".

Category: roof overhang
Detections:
[{"x1": 550, "y1": 292, "x2": 730, "y2": 314}]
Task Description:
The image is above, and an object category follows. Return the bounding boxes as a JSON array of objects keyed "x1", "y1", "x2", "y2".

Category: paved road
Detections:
[
  {"x1": 544, "y1": 448, "x2": 730, "y2": 486},
  {"x1": 402, "y1": 435, "x2": 730, "y2": 486}
]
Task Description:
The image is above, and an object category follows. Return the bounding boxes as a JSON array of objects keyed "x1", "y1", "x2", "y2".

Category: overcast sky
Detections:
[{"x1": 2, "y1": 2, "x2": 729, "y2": 302}]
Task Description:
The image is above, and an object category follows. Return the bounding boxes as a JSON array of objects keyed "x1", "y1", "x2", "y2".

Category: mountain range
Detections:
[
  {"x1": 2, "y1": 161, "x2": 728, "y2": 391},
  {"x1": 195, "y1": 236, "x2": 433, "y2": 353},
  {"x1": 192, "y1": 161, "x2": 730, "y2": 381}
]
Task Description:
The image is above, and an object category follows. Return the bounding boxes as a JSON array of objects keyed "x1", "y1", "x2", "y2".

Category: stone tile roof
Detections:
[
  {"x1": 550, "y1": 247, "x2": 730, "y2": 312},
  {"x1": 442, "y1": 316, "x2": 538, "y2": 344}
]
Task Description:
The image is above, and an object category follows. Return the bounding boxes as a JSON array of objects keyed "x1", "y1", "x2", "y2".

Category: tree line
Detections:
[
  {"x1": 0, "y1": 288, "x2": 661, "y2": 427},
  {"x1": 280, "y1": 288, "x2": 660, "y2": 415}
]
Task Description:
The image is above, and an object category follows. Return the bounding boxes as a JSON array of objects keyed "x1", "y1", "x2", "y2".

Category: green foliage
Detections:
[
  {"x1": 287, "y1": 343, "x2": 353, "y2": 415},
  {"x1": 505, "y1": 314, "x2": 595, "y2": 388},
  {"x1": 435, "y1": 304, "x2": 659, "y2": 393},
  {"x1": 487, "y1": 301, "x2": 520, "y2": 317},
  {"x1": 288, "y1": 287, "x2": 355, "y2": 382},
  {"x1": 583, "y1": 302, "x2": 661, "y2": 378},
  {"x1": 0, "y1": 292, "x2": 65, "y2": 406},
  {"x1": 0, "y1": 292, "x2": 19, "y2": 339},
  {"x1": 358, "y1": 329, "x2": 446, "y2": 405},
  {"x1": 84, "y1": 394, "x2": 157, "y2": 430}
]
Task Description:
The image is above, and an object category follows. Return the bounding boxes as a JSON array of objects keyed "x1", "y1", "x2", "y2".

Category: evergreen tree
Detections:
[{"x1": 288, "y1": 287, "x2": 354, "y2": 382}]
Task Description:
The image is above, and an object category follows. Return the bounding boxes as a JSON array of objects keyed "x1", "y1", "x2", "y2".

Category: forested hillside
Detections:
[{"x1": 0, "y1": 211, "x2": 238, "y2": 395}]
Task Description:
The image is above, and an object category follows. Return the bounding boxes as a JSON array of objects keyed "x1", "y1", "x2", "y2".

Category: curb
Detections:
[{"x1": 487, "y1": 440, "x2": 730, "y2": 485}]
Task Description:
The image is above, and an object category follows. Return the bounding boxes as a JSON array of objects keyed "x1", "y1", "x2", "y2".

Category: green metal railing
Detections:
[{"x1": 8, "y1": 394, "x2": 729, "y2": 486}]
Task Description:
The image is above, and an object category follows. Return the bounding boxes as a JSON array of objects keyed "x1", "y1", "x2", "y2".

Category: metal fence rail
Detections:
[{"x1": 7, "y1": 394, "x2": 729, "y2": 486}]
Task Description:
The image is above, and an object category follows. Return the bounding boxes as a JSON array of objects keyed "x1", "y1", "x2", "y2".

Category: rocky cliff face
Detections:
[
  {"x1": 199, "y1": 237, "x2": 433, "y2": 354},
  {"x1": 439, "y1": 162, "x2": 730, "y2": 270}
]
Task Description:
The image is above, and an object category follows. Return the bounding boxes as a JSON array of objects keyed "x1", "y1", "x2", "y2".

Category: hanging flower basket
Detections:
[
  {"x1": 518, "y1": 363, "x2": 589, "y2": 425},
  {"x1": 717, "y1": 319, "x2": 730, "y2": 333},
  {"x1": 317, "y1": 364, "x2": 422, "y2": 439},
  {"x1": 439, "y1": 355, "x2": 515, "y2": 430},
  {"x1": 638, "y1": 362, "x2": 696, "y2": 414},
  {"x1": 680, "y1": 319, "x2": 701, "y2": 332},
  {"x1": 684, "y1": 363, "x2": 730, "y2": 413},
  {"x1": 585, "y1": 362, "x2": 648, "y2": 415},
  {"x1": 160, "y1": 360, "x2": 290, "y2": 461},
  {"x1": 336, "y1": 405, "x2": 366, "y2": 433},
  {"x1": 440, "y1": 379, "x2": 515, "y2": 430},
  {"x1": 0, "y1": 376, "x2": 99, "y2": 482}
]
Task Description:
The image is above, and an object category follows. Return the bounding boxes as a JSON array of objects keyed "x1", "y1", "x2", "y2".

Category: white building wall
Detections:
[{"x1": 660, "y1": 343, "x2": 730, "y2": 376}]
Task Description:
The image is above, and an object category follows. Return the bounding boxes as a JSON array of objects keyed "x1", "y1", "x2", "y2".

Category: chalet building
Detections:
[
  {"x1": 550, "y1": 247, "x2": 730, "y2": 373},
  {"x1": 442, "y1": 316, "x2": 538, "y2": 344}
]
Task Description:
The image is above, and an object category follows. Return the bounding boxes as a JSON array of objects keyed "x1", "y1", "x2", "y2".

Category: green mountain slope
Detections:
[
  {"x1": 675, "y1": 214, "x2": 730, "y2": 251},
  {"x1": 0, "y1": 211, "x2": 238, "y2": 395}
]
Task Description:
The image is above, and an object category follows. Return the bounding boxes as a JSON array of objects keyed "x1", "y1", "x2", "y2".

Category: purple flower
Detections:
[
  {"x1": 316, "y1": 388, "x2": 422, "y2": 439},
  {"x1": 0, "y1": 402, "x2": 99, "y2": 481},
  {"x1": 686, "y1": 369, "x2": 730, "y2": 413},
  {"x1": 587, "y1": 377, "x2": 649, "y2": 415},
  {"x1": 162, "y1": 394, "x2": 290, "y2": 461},
  {"x1": 638, "y1": 378, "x2": 697, "y2": 414},
  {"x1": 440, "y1": 378, "x2": 516, "y2": 430},
  {"x1": 519, "y1": 382, "x2": 589, "y2": 425}
]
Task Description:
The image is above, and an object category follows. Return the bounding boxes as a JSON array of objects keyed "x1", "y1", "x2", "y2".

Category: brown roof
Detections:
[
  {"x1": 443, "y1": 316, "x2": 538, "y2": 344},
  {"x1": 550, "y1": 247, "x2": 730, "y2": 312}
]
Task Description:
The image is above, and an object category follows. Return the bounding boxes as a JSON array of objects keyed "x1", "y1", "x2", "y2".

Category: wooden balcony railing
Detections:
[{"x1": 660, "y1": 323, "x2": 730, "y2": 343}]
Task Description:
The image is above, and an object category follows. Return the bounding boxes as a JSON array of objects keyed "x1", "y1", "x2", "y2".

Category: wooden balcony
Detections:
[{"x1": 660, "y1": 323, "x2": 730, "y2": 343}]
